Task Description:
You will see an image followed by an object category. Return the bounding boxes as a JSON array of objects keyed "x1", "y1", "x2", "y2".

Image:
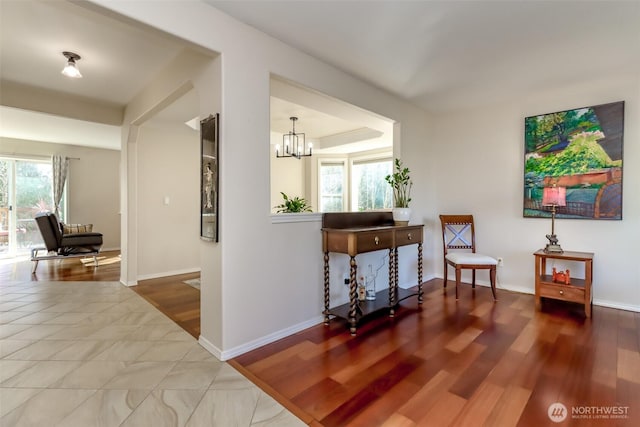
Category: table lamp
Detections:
[{"x1": 542, "y1": 185, "x2": 566, "y2": 253}]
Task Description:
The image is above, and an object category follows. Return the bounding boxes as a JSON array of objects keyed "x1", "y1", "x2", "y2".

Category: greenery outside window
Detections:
[
  {"x1": 0, "y1": 157, "x2": 66, "y2": 256},
  {"x1": 351, "y1": 158, "x2": 392, "y2": 211},
  {"x1": 317, "y1": 154, "x2": 392, "y2": 213}
]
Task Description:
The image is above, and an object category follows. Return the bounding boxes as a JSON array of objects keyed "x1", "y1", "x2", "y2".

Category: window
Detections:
[
  {"x1": 319, "y1": 161, "x2": 345, "y2": 212},
  {"x1": 351, "y1": 158, "x2": 392, "y2": 211},
  {"x1": 0, "y1": 157, "x2": 66, "y2": 257},
  {"x1": 317, "y1": 155, "x2": 392, "y2": 213}
]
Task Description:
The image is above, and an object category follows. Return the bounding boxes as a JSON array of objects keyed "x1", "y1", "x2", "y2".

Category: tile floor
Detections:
[{"x1": 0, "y1": 280, "x2": 305, "y2": 427}]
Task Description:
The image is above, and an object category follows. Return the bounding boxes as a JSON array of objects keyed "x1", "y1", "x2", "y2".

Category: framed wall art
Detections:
[
  {"x1": 524, "y1": 101, "x2": 624, "y2": 220},
  {"x1": 200, "y1": 113, "x2": 219, "y2": 241}
]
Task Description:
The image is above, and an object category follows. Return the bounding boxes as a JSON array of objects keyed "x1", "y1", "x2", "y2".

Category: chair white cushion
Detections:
[{"x1": 446, "y1": 252, "x2": 497, "y2": 265}]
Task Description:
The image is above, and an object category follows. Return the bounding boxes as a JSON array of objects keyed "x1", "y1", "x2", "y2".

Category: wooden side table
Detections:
[{"x1": 533, "y1": 249, "x2": 594, "y2": 317}]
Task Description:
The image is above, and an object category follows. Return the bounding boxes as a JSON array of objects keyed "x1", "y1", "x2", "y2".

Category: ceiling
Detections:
[
  {"x1": 209, "y1": 0, "x2": 640, "y2": 112},
  {"x1": 2, "y1": 1, "x2": 639, "y2": 151},
  {"x1": 0, "y1": 1, "x2": 186, "y2": 105},
  {"x1": 0, "y1": 0, "x2": 392, "y2": 153},
  {"x1": 0, "y1": 0, "x2": 187, "y2": 150}
]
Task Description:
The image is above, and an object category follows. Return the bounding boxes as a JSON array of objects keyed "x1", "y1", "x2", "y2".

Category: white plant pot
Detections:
[{"x1": 392, "y1": 207, "x2": 411, "y2": 226}]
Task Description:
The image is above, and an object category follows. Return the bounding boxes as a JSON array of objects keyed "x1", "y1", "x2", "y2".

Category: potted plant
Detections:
[
  {"x1": 385, "y1": 158, "x2": 412, "y2": 225},
  {"x1": 274, "y1": 192, "x2": 313, "y2": 213}
]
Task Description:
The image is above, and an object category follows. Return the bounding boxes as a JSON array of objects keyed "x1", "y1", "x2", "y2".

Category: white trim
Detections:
[
  {"x1": 270, "y1": 212, "x2": 322, "y2": 224},
  {"x1": 216, "y1": 315, "x2": 325, "y2": 361},
  {"x1": 198, "y1": 335, "x2": 224, "y2": 361},
  {"x1": 122, "y1": 279, "x2": 137, "y2": 287},
  {"x1": 498, "y1": 283, "x2": 534, "y2": 295},
  {"x1": 593, "y1": 299, "x2": 640, "y2": 313},
  {"x1": 443, "y1": 277, "x2": 640, "y2": 313},
  {"x1": 136, "y1": 267, "x2": 201, "y2": 281},
  {"x1": 398, "y1": 273, "x2": 437, "y2": 289}
]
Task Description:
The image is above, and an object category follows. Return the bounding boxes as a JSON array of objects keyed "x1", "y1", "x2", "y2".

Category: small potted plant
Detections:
[
  {"x1": 385, "y1": 158, "x2": 412, "y2": 225},
  {"x1": 274, "y1": 192, "x2": 312, "y2": 213}
]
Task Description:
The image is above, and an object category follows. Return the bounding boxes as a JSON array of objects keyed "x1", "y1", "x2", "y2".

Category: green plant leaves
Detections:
[
  {"x1": 384, "y1": 158, "x2": 412, "y2": 207},
  {"x1": 274, "y1": 192, "x2": 312, "y2": 213}
]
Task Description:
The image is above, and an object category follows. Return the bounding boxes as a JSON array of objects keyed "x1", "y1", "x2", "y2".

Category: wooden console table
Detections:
[
  {"x1": 322, "y1": 212, "x2": 424, "y2": 335},
  {"x1": 534, "y1": 249, "x2": 594, "y2": 317}
]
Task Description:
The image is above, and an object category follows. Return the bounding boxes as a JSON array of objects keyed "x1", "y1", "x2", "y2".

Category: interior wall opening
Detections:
[
  {"x1": 134, "y1": 88, "x2": 201, "y2": 281},
  {"x1": 269, "y1": 76, "x2": 396, "y2": 214}
]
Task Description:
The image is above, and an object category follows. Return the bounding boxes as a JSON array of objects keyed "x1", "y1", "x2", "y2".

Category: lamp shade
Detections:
[
  {"x1": 62, "y1": 61, "x2": 82, "y2": 78},
  {"x1": 542, "y1": 186, "x2": 566, "y2": 206}
]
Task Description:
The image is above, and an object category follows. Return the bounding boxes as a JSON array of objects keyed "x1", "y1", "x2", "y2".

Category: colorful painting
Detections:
[{"x1": 524, "y1": 101, "x2": 624, "y2": 220}]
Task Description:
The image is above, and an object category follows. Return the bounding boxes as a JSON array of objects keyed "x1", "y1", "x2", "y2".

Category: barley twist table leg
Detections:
[
  {"x1": 323, "y1": 252, "x2": 330, "y2": 324},
  {"x1": 389, "y1": 248, "x2": 396, "y2": 317},
  {"x1": 418, "y1": 242, "x2": 423, "y2": 303},
  {"x1": 349, "y1": 256, "x2": 358, "y2": 335}
]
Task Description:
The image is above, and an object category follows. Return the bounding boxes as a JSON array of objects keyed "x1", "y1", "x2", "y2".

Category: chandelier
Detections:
[{"x1": 275, "y1": 117, "x2": 312, "y2": 159}]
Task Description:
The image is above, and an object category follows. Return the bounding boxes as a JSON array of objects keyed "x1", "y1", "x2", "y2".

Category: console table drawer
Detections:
[
  {"x1": 395, "y1": 227, "x2": 423, "y2": 246},
  {"x1": 538, "y1": 282, "x2": 584, "y2": 303},
  {"x1": 356, "y1": 230, "x2": 394, "y2": 253}
]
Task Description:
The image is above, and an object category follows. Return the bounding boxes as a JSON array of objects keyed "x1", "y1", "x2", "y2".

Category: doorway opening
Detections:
[{"x1": 0, "y1": 157, "x2": 66, "y2": 258}]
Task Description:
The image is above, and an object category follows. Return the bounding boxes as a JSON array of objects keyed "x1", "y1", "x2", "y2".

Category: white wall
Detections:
[
  {"x1": 136, "y1": 124, "x2": 200, "y2": 279},
  {"x1": 0, "y1": 137, "x2": 120, "y2": 250},
  {"x1": 432, "y1": 70, "x2": 640, "y2": 311},
  {"x1": 92, "y1": 0, "x2": 434, "y2": 358}
]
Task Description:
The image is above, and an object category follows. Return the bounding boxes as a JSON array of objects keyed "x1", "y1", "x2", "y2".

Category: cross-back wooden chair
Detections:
[{"x1": 439, "y1": 214, "x2": 497, "y2": 300}]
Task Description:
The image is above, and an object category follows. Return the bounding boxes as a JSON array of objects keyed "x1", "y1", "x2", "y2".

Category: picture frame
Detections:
[
  {"x1": 200, "y1": 113, "x2": 219, "y2": 241},
  {"x1": 523, "y1": 101, "x2": 624, "y2": 220}
]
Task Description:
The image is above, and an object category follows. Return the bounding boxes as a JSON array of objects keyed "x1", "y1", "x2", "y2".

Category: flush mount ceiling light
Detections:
[{"x1": 61, "y1": 51, "x2": 82, "y2": 78}]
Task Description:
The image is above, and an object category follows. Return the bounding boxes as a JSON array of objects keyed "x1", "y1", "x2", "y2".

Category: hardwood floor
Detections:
[
  {"x1": 231, "y1": 279, "x2": 640, "y2": 426},
  {"x1": 132, "y1": 272, "x2": 201, "y2": 339},
  {"x1": 4, "y1": 254, "x2": 638, "y2": 425},
  {"x1": 0, "y1": 250, "x2": 121, "y2": 282}
]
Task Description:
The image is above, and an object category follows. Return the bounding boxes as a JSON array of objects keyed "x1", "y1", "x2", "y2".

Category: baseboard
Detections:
[
  {"x1": 443, "y1": 279, "x2": 520, "y2": 294},
  {"x1": 442, "y1": 276, "x2": 640, "y2": 312},
  {"x1": 212, "y1": 316, "x2": 325, "y2": 361},
  {"x1": 497, "y1": 283, "x2": 534, "y2": 295},
  {"x1": 198, "y1": 336, "x2": 224, "y2": 360},
  {"x1": 399, "y1": 273, "x2": 437, "y2": 289},
  {"x1": 593, "y1": 299, "x2": 640, "y2": 313},
  {"x1": 137, "y1": 267, "x2": 200, "y2": 282}
]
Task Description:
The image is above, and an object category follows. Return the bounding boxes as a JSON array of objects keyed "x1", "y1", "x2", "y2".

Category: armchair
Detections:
[{"x1": 31, "y1": 212, "x2": 103, "y2": 273}]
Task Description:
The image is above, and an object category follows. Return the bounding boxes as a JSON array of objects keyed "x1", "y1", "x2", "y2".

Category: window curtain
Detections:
[{"x1": 51, "y1": 155, "x2": 69, "y2": 218}]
